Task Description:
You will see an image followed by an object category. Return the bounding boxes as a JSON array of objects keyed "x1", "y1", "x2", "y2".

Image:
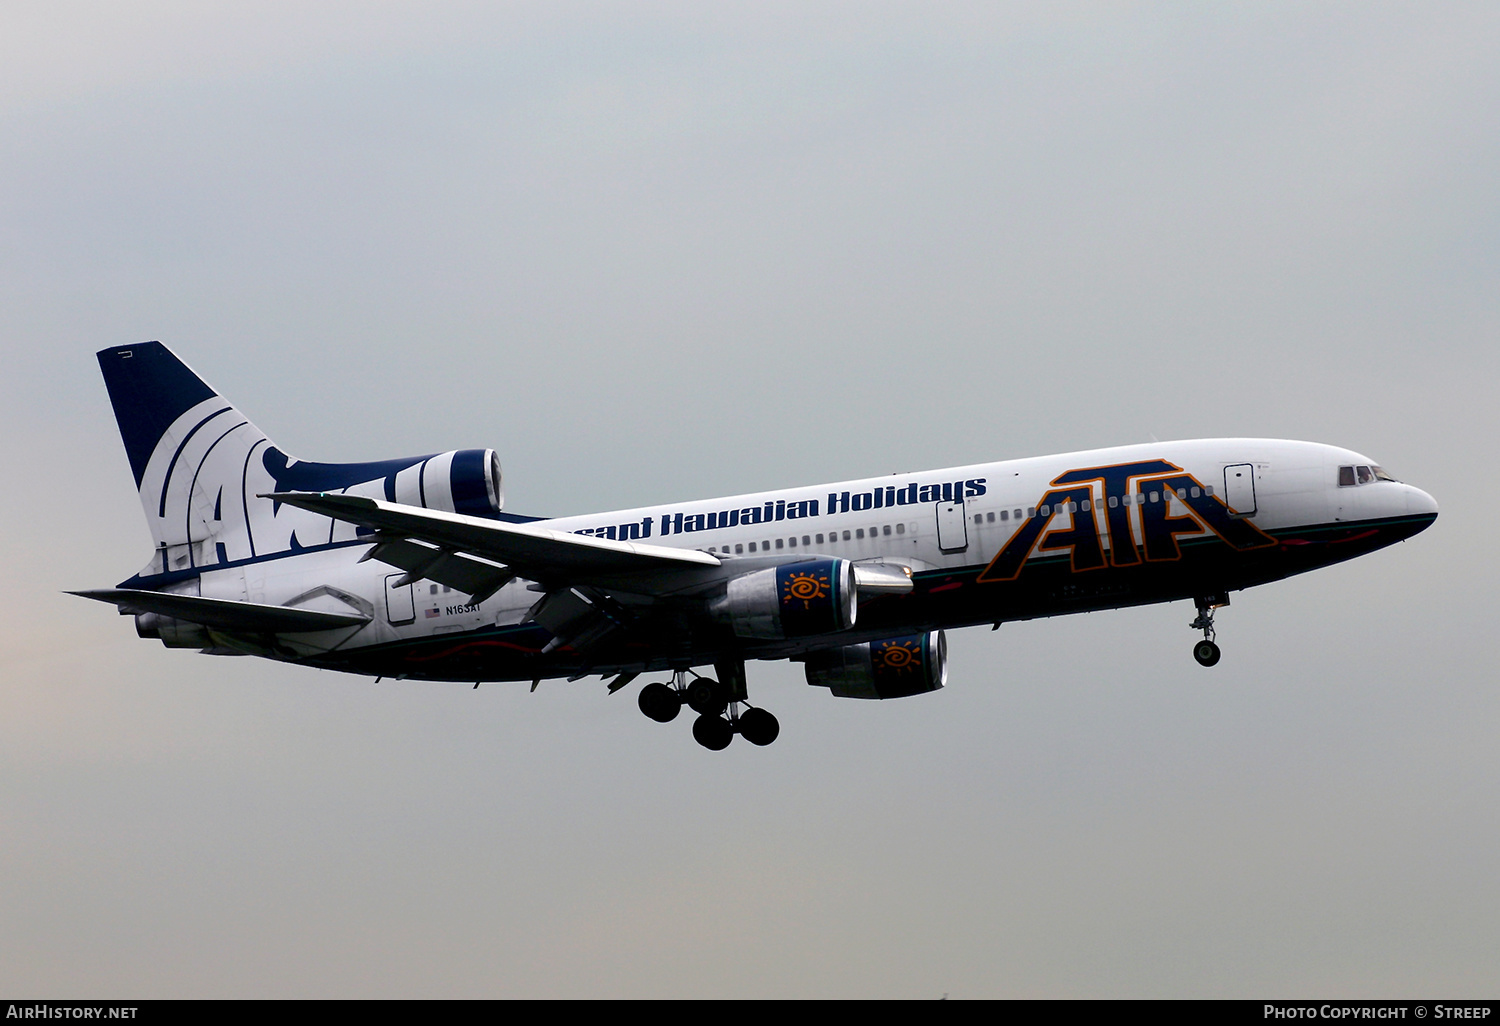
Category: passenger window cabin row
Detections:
[
  {"x1": 712, "y1": 522, "x2": 908, "y2": 555},
  {"x1": 969, "y1": 485, "x2": 1216, "y2": 525}
]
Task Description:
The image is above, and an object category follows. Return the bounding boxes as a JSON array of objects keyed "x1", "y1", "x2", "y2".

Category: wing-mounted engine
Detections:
[
  {"x1": 803, "y1": 631, "x2": 947, "y2": 699},
  {"x1": 712, "y1": 559, "x2": 857, "y2": 639}
]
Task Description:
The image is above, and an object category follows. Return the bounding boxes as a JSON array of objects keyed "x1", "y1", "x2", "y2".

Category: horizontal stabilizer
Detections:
[
  {"x1": 69, "y1": 589, "x2": 370, "y2": 633},
  {"x1": 262, "y1": 492, "x2": 720, "y2": 584}
]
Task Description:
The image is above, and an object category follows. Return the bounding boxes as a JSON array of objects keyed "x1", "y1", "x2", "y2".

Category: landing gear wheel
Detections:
[
  {"x1": 637, "y1": 682, "x2": 682, "y2": 723},
  {"x1": 1189, "y1": 593, "x2": 1227, "y2": 667},
  {"x1": 692, "y1": 713, "x2": 733, "y2": 751},
  {"x1": 737, "y1": 707, "x2": 780, "y2": 746},
  {"x1": 686, "y1": 677, "x2": 726, "y2": 715}
]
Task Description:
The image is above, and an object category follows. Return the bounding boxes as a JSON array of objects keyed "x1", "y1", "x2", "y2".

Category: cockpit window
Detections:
[{"x1": 1340, "y1": 464, "x2": 1399, "y2": 486}]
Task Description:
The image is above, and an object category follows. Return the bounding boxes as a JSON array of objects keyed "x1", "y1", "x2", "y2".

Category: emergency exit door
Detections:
[
  {"x1": 385, "y1": 573, "x2": 415, "y2": 624},
  {"x1": 1223, "y1": 464, "x2": 1257, "y2": 517},
  {"x1": 936, "y1": 499, "x2": 968, "y2": 552}
]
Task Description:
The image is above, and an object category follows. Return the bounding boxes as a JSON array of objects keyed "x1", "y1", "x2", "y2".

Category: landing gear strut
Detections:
[
  {"x1": 636, "y1": 663, "x2": 781, "y2": 749},
  {"x1": 1190, "y1": 593, "x2": 1228, "y2": 667}
]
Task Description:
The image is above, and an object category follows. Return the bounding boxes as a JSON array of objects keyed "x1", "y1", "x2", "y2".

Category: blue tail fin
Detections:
[
  {"x1": 100, "y1": 341, "x2": 278, "y2": 575},
  {"x1": 98, "y1": 342, "x2": 222, "y2": 488}
]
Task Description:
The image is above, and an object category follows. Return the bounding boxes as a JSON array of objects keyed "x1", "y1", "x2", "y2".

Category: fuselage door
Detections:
[
  {"x1": 936, "y1": 499, "x2": 968, "y2": 552},
  {"x1": 385, "y1": 573, "x2": 415, "y2": 624},
  {"x1": 1223, "y1": 464, "x2": 1257, "y2": 518}
]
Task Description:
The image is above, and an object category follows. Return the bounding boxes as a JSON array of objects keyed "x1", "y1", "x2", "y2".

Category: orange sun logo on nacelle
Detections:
[
  {"x1": 782, "y1": 570, "x2": 830, "y2": 609},
  {"x1": 874, "y1": 639, "x2": 922, "y2": 675}
]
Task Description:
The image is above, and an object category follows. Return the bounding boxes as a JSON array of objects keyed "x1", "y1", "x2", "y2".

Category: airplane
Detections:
[{"x1": 73, "y1": 341, "x2": 1439, "y2": 751}]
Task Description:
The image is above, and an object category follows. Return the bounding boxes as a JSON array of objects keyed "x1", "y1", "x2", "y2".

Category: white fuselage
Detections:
[{"x1": 188, "y1": 438, "x2": 1436, "y2": 667}]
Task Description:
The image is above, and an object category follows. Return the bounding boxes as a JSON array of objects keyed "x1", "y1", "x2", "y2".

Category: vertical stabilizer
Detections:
[{"x1": 98, "y1": 342, "x2": 274, "y2": 575}]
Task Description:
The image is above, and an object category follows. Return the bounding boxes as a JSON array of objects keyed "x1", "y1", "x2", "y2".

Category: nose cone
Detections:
[{"x1": 1405, "y1": 485, "x2": 1439, "y2": 520}]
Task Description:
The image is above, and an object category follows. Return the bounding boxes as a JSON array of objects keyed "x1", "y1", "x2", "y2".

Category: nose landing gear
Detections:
[
  {"x1": 1190, "y1": 593, "x2": 1228, "y2": 666},
  {"x1": 637, "y1": 662, "x2": 780, "y2": 749},
  {"x1": 1193, "y1": 638, "x2": 1221, "y2": 667}
]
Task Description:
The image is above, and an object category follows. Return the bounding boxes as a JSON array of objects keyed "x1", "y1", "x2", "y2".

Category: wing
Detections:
[
  {"x1": 262, "y1": 491, "x2": 719, "y2": 597},
  {"x1": 263, "y1": 492, "x2": 726, "y2": 660}
]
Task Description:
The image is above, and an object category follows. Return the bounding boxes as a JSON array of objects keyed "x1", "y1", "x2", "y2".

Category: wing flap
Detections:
[{"x1": 361, "y1": 536, "x2": 516, "y2": 602}]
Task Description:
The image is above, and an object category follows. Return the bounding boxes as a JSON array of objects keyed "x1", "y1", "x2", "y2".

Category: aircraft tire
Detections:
[
  {"x1": 737, "y1": 708, "x2": 780, "y2": 747},
  {"x1": 692, "y1": 713, "x2": 733, "y2": 751},
  {"x1": 638, "y1": 682, "x2": 681, "y2": 723},
  {"x1": 1193, "y1": 640, "x2": 1221, "y2": 667},
  {"x1": 686, "y1": 677, "x2": 726, "y2": 715}
]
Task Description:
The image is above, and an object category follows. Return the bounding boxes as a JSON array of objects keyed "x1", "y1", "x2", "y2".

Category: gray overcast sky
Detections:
[{"x1": 2, "y1": 2, "x2": 1496, "y2": 998}]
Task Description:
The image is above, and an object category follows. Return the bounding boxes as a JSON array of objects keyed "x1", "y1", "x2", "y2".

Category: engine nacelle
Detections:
[
  {"x1": 804, "y1": 631, "x2": 947, "y2": 699},
  {"x1": 390, "y1": 448, "x2": 504, "y2": 517},
  {"x1": 714, "y1": 559, "x2": 857, "y2": 639}
]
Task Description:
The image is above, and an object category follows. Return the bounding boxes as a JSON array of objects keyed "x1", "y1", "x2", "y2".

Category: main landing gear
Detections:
[
  {"x1": 1189, "y1": 593, "x2": 1228, "y2": 667},
  {"x1": 636, "y1": 665, "x2": 780, "y2": 750}
]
